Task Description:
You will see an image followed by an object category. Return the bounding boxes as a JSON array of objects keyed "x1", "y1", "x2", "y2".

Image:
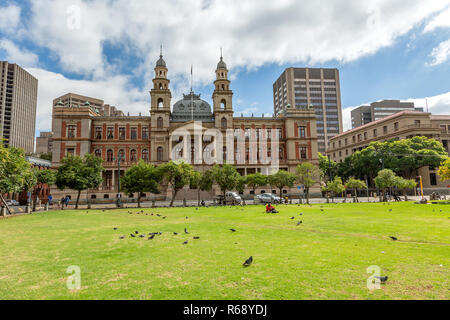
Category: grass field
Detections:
[{"x1": 0, "y1": 202, "x2": 448, "y2": 300}]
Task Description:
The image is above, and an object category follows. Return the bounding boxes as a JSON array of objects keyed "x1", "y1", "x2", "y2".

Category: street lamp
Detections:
[{"x1": 115, "y1": 153, "x2": 124, "y2": 208}]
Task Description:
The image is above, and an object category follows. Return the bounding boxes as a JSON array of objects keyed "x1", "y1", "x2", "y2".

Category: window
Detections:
[
  {"x1": 107, "y1": 149, "x2": 113, "y2": 162},
  {"x1": 430, "y1": 173, "x2": 437, "y2": 186},
  {"x1": 131, "y1": 127, "x2": 137, "y2": 140},
  {"x1": 277, "y1": 128, "x2": 283, "y2": 139},
  {"x1": 220, "y1": 99, "x2": 226, "y2": 109},
  {"x1": 157, "y1": 98, "x2": 164, "y2": 108},
  {"x1": 142, "y1": 149, "x2": 149, "y2": 161},
  {"x1": 119, "y1": 127, "x2": 125, "y2": 140},
  {"x1": 130, "y1": 149, "x2": 137, "y2": 162},
  {"x1": 95, "y1": 127, "x2": 102, "y2": 139},
  {"x1": 344, "y1": 138, "x2": 348, "y2": 146},
  {"x1": 364, "y1": 132, "x2": 367, "y2": 140},
  {"x1": 68, "y1": 125, "x2": 76, "y2": 138},
  {"x1": 267, "y1": 128, "x2": 272, "y2": 140},
  {"x1": 352, "y1": 136, "x2": 355, "y2": 143},
  {"x1": 157, "y1": 147, "x2": 163, "y2": 161},
  {"x1": 105, "y1": 171, "x2": 112, "y2": 186},
  {"x1": 279, "y1": 147, "x2": 284, "y2": 160},
  {"x1": 107, "y1": 127, "x2": 114, "y2": 140},
  {"x1": 394, "y1": 122, "x2": 399, "y2": 131},
  {"x1": 157, "y1": 117, "x2": 163, "y2": 129},
  {"x1": 142, "y1": 127, "x2": 149, "y2": 140},
  {"x1": 383, "y1": 126, "x2": 388, "y2": 134},
  {"x1": 221, "y1": 117, "x2": 227, "y2": 129},
  {"x1": 300, "y1": 147, "x2": 307, "y2": 159},
  {"x1": 373, "y1": 129, "x2": 377, "y2": 137},
  {"x1": 67, "y1": 148, "x2": 75, "y2": 156},
  {"x1": 298, "y1": 126, "x2": 306, "y2": 138},
  {"x1": 95, "y1": 149, "x2": 101, "y2": 157},
  {"x1": 414, "y1": 120, "x2": 420, "y2": 127},
  {"x1": 357, "y1": 134, "x2": 362, "y2": 142}
]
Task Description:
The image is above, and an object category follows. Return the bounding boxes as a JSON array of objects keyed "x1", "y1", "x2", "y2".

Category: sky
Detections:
[{"x1": 0, "y1": 0, "x2": 449, "y2": 136}]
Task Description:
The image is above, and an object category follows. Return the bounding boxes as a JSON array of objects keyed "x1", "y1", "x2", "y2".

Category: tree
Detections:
[
  {"x1": 198, "y1": 170, "x2": 214, "y2": 205},
  {"x1": 336, "y1": 157, "x2": 355, "y2": 181},
  {"x1": 0, "y1": 144, "x2": 32, "y2": 215},
  {"x1": 245, "y1": 172, "x2": 268, "y2": 193},
  {"x1": 56, "y1": 154, "x2": 104, "y2": 209},
  {"x1": 235, "y1": 175, "x2": 247, "y2": 205},
  {"x1": 21, "y1": 167, "x2": 38, "y2": 208},
  {"x1": 345, "y1": 178, "x2": 367, "y2": 203},
  {"x1": 121, "y1": 161, "x2": 161, "y2": 208},
  {"x1": 268, "y1": 169, "x2": 296, "y2": 198},
  {"x1": 324, "y1": 176, "x2": 346, "y2": 203},
  {"x1": 295, "y1": 162, "x2": 319, "y2": 204},
  {"x1": 374, "y1": 169, "x2": 398, "y2": 202},
  {"x1": 212, "y1": 164, "x2": 241, "y2": 198},
  {"x1": 394, "y1": 177, "x2": 417, "y2": 201},
  {"x1": 32, "y1": 169, "x2": 56, "y2": 211},
  {"x1": 159, "y1": 161, "x2": 194, "y2": 207},
  {"x1": 318, "y1": 152, "x2": 337, "y2": 183},
  {"x1": 438, "y1": 158, "x2": 450, "y2": 181}
]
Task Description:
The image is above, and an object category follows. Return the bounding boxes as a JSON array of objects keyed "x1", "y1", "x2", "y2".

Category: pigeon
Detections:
[
  {"x1": 290, "y1": 217, "x2": 295, "y2": 220},
  {"x1": 299, "y1": 213, "x2": 303, "y2": 216},
  {"x1": 243, "y1": 256, "x2": 253, "y2": 267},
  {"x1": 148, "y1": 234, "x2": 155, "y2": 240},
  {"x1": 320, "y1": 209, "x2": 324, "y2": 212},
  {"x1": 119, "y1": 236, "x2": 125, "y2": 239},
  {"x1": 113, "y1": 227, "x2": 118, "y2": 230},
  {"x1": 389, "y1": 209, "x2": 393, "y2": 212},
  {"x1": 183, "y1": 241, "x2": 189, "y2": 245},
  {"x1": 173, "y1": 232, "x2": 178, "y2": 235},
  {"x1": 156, "y1": 214, "x2": 161, "y2": 217},
  {"x1": 196, "y1": 208, "x2": 199, "y2": 210},
  {"x1": 130, "y1": 234, "x2": 136, "y2": 238},
  {"x1": 135, "y1": 231, "x2": 139, "y2": 234},
  {"x1": 389, "y1": 236, "x2": 398, "y2": 241},
  {"x1": 374, "y1": 276, "x2": 388, "y2": 283},
  {"x1": 139, "y1": 234, "x2": 145, "y2": 238},
  {"x1": 297, "y1": 221, "x2": 303, "y2": 226},
  {"x1": 162, "y1": 217, "x2": 167, "y2": 219},
  {"x1": 186, "y1": 217, "x2": 189, "y2": 219},
  {"x1": 193, "y1": 236, "x2": 200, "y2": 240},
  {"x1": 185, "y1": 228, "x2": 189, "y2": 234},
  {"x1": 230, "y1": 229, "x2": 236, "y2": 232}
]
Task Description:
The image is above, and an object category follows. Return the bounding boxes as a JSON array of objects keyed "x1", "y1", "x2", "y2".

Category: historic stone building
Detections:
[{"x1": 51, "y1": 53, "x2": 319, "y2": 201}]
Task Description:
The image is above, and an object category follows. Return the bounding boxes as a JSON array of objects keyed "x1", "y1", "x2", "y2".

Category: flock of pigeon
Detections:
[{"x1": 114, "y1": 209, "x2": 253, "y2": 267}]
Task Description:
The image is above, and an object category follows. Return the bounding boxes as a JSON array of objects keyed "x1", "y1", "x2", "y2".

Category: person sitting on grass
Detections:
[{"x1": 266, "y1": 203, "x2": 278, "y2": 214}]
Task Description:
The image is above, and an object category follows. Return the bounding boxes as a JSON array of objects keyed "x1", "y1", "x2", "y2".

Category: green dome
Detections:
[
  {"x1": 217, "y1": 57, "x2": 227, "y2": 69},
  {"x1": 172, "y1": 92, "x2": 213, "y2": 123},
  {"x1": 156, "y1": 55, "x2": 167, "y2": 68}
]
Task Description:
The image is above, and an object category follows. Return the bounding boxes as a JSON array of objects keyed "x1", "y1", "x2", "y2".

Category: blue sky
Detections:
[{"x1": 0, "y1": 0, "x2": 449, "y2": 134}]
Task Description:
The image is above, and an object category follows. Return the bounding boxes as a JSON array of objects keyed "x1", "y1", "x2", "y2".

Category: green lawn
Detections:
[{"x1": 0, "y1": 202, "x2": 448, "y2": 300}]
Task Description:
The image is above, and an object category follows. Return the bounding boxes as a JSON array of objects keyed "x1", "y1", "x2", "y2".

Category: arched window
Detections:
[
  {"x1": 130, "y1": 149, "x2": 137, "y2": 162},
  {"x1": 221, "y1": 117, "x2": 227, "y2": 129},
  {"x1": 157, "y1": 147, "x2": 163, "y2": 161},
  {"x1": 223, "y1": 146, "x2": 227, "y2": 162},
  {"x1": 142, "y1": 149, "x2": 149, "y2": 161},
  {"x1": 95, "y1": 149, "x2": 101, "y2": 158},
  {"x1": 157, "y1": 98, "x2": 164, "y2": 108},
  {"x1": 107, "y1": 149, "x2": 113, "y2": 162},
  {"x1": 157, "y1": 117, "x2": 164, "y2": 128},
  {"x1": 159, "y1": 83, "x2": 163, "y2": 89},
  {"x1": 220, "y1": 99, "x2": 226, "y2": 109}
]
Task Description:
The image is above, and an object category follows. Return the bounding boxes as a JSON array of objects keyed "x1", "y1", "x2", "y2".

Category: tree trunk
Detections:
[
  {"x1": 138, "y1": 194, "x2": 141, "y2": 208},
  {"x1": 170, "y1": 189, "x2": 178, "y2": 207},
  {"x1": 404, "y1": 189, "x2": 408, "y2": 201},
  {"x1": 0, "y1": 194, "x2": 12, "y2": 215},
  {"x1": 326, "y1": 191, "x2": 330, "y2": 203},
  {"x1": 197, "y1": 189, "x2": 200, "y2": 207},
  {"x1": 75, "y1": 190, "x2": 81, "y2": 209},
  {"x1": 279, "y1": 188, "x2": 283, "y2": 201},
  {"x1": 306, "y1": 187, "x2": 310, "y2": 205}
]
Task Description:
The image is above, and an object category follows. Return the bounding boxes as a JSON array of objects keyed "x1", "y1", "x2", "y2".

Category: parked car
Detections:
[
  {"x1": 215, "y1": 192, "x2": 242, "y2": 205},
  {"x1": 255, "y1": 193, "x2": 281, "y2": 204},
  {"x1": 5, "y1": 200, "x2": 19, "y2": 206}
]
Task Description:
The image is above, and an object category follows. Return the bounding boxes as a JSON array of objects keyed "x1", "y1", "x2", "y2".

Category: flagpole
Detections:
[{"x1": 191, "y1": 65, "x2": 194, "y2": 121}]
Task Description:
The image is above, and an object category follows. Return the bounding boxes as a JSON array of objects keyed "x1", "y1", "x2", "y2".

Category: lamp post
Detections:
[{"x1": 115, "y1": 153, "x2": 124, "y2": 208}]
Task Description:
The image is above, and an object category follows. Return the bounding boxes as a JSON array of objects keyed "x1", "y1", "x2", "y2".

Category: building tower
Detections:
[
  {"x1": 150, "y1": 48, "x2": 172, "y2": 162},
  {"x1": 212, "y1": 52, "x2": 233, "y2": 130}
]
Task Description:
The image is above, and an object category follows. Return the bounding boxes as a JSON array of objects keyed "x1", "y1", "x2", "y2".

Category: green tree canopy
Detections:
[
  {"x1": 268, "y1": 169, "x2": 296, "y2": 197},
  {"x1": 159, "y1": 161, "x2": 194, "y2": 207},
  {"x1": 374, "y1": 169, "x2": 398, "y2": 202},
  {"x1": 438, "y1": 158, "x2": 450, "y2": 181},
  {"x1": 245, "y1": 172, "x2": 268, "y2": 192},
  {"x1": 295, "y1": 162, "x2": 319, "y2": 204},
  {"x1": 212, "y1": 164, "x2": 241, "y2": 197},
  {"x1": 56, "y1": 154, "x2": 104, "y2": 209},
  {"x1": 122, "y1": 161, "x2": 161, "y2": 207},
  {"x1": 345, "y1": 177, "x2": 367, "y2": 202},
  {"x1": 394, "y1": 176, "x2": 417, "y2": 201},
  {"x1": 32, "y1": 169, "x2": 56, "y2": 211},
  {"x1": 318, "y1": 152, "x2": 337, "y2": 182},
  {"x1": 324, "y1": 176, "x2": 346, "y2": 202}
]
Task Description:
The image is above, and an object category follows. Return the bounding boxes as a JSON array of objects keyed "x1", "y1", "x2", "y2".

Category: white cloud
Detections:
[
  {"x1": 424, "y1": 5, "x2": 450, "y2": 32},
  {"x1": 26, "y1": 0, "x2": 450, "y2": 85},
  {"x1": 0, "y1": 5, "x2": 21, "y2": 33},
  {"x1": 427, "y1": 39, "x2": 450, "y2": 66},
  {"x1": 0, "y1": 39, "x2": 38, "y2": 67},
  {"x1": 26, "y1": 68, "x2": 149, "y2": 133}
]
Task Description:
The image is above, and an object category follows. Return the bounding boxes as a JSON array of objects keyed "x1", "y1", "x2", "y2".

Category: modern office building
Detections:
[
  {"x1": 273, "y1": 67, "x2": 343, "y2": 154},
  {"x1": 327, "y1": 111, "x2": 450, "y2": 191},
  {"x1": 36, "y1": 131, "x2": 53, "y2": 155},
  {"x1": 0, "y1": 61, "x2": 38, "y2": 153},
  {"x1": 50, "y1": 53, "x2": 320, "y2": 201},
  {"x1": 351, "y1": 100, "x2": 423, "y2": 128}
]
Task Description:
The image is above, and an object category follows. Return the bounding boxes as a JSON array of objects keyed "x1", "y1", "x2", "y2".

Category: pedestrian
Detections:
[
  {"x1": 64, "y1": 196, "x2": 70, "y2": 208},
  {"x1": 48, "y1": 194, "x2": 53, "y2": 206}
]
